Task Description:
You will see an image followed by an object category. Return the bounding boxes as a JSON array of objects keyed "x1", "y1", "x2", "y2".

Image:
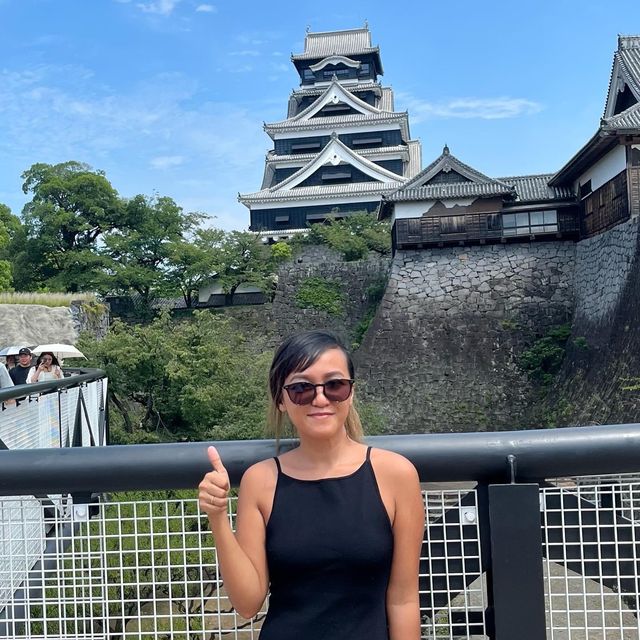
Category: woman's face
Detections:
[
  {"x1": 40, "y1": 355, "x2": 53, "y2": 367},
  {"x1": 278, "y1": 347, "x2": 353, "y2": 441}
]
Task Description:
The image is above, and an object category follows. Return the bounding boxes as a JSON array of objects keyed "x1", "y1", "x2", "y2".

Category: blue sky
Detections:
[{"x1": 1, "y1": 0, "x2": 638, "y2": 230}]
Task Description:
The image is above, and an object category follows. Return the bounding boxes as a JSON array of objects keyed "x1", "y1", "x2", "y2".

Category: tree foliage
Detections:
[
  {"x1": 303, "y1": 213, "x2": 392, "y2": 261},
  {"x1": 78, "y1": 312, "x2": 271, "y2": 443}
]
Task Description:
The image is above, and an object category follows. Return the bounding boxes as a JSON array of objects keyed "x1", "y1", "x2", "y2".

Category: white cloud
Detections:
[
  {"x1": 0, "y1": 64, "x2": 266, "y2": 229},
  {"x1": 195, "y1": 3, "x2": 216, "y2": 12},
  {"x1": 229, "y1": 50, "x2": 260, "y2": 57},
  {"x1": 135, "y1": 0, "x2": 180, "y2": 15},
  {"x1": 150, "y1": 155, "x2": 184, "y2": 169},
  {"x1": 397, "y1": 94, "x2": 544, "y2": 122}
]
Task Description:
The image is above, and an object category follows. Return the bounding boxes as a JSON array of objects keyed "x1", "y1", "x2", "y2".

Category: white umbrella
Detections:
[
  {"x1": 0, "y1": 345, "x2": 31, "y2": 357},
  {"x1": 32, "y1": 344, "x2": 86, "y2": 359}
]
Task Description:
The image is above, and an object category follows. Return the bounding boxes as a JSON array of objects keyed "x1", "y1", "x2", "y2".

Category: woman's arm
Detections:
[
  {"x1": 198, "y1": 447, "x2": 270, "y2": 619},
  {"x1": 383, "y1": 455, "x2": 425, "y2": 640},
  {"x1": 26, "y1": 367, "x2": 36, "y2": 383}
]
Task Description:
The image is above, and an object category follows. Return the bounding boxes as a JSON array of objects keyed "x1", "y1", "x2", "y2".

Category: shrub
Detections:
[{"x1": 295, "y1": 277, "x2": 344, "y2": 315}]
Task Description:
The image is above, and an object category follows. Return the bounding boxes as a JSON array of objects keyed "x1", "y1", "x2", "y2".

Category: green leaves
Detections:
[
  {"x1": 78, "y1": 312, "x2": 271, "y2": 443},
  {"x1": 303, "y1": 213, "x2": 392, "y2": 261}
]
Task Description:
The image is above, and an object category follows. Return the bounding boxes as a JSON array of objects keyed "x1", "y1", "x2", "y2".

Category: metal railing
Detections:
[{"x1": 2, "y1": 424, "x2": 640, "y2": 639}]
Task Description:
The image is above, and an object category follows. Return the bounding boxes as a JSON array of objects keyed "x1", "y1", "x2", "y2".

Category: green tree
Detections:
[
  {"x1": 165, "y1": 228, "x2": 225, "y2": 308},
  {"x1": 78, "y1": 312, "x2": 271, "y2": 443},
  {"x1": 100, "y1": 195, "x2": 204, "y2": 310},
  {"x1": 214, "y1": 231, "x2": 276, "y2": 305},
  {"x1": 304, "y1": 213, "x2": 392, "y2": 261},
  {"x1": 20, "y1": 161, "x2": 125, "y2": 291},
  {"x1": 0, "y1": 204, "x2": 20, "y2": 290}
]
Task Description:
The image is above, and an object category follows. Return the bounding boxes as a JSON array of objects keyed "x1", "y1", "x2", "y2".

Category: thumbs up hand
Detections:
[{"x1": 199, "y1": 446, "x2": 231, "y2": 516}]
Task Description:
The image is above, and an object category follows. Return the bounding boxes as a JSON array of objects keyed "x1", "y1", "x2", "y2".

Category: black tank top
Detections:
[{"x1": 259, "y1": 447, "x2": 394, "y2": 640}]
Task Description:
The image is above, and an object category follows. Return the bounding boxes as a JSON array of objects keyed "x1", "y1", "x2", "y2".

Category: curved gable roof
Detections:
[
  {"x1": 272, "y1": 135, "x2": 404, "y2": 192},
  {"x1": 401, "y1": 145, "x2": 513, "y2": 193}
]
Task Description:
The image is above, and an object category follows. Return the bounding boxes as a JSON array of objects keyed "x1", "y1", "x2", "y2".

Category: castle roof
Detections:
[
  {"x1": 288, "y1": 84, "x2": 393, "y2": 117},
  {"x1": 264, "y1": 110, "x2": 409, "y2": 140},
  {"x1": 291, "y1": 27, "x2": 382, "y2": 69},
  {"x1": 241, "y1": 135, "x2": 405, "y2": 205},
  {"x1": 498, "y1": 174, "x2": 575, "y2": 202},
  {"x1": 385, "y1": 146, "x2": 515, "y2": 202},
  {"x1": 551, "y1": 35, "x2": 640, "y2": 186}
]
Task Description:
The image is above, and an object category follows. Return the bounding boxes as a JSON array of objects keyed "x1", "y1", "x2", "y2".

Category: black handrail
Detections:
[
  {"x1": 0, "y1": 368, "x2": 106, "y2": 403},
  {"x1": 1, "y1": 423, "x2": 640, "y2": 495}
]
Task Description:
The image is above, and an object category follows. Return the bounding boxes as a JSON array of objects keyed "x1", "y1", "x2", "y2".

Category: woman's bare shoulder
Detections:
[
  {"x1": 240, "y1": 458, "x2": 278, "y2": 492},
  {"x1": 370, "y1": 447, "x2": 419, "y2": 482}
]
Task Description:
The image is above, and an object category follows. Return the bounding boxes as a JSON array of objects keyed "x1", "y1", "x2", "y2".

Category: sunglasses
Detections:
[{"x1": 282, "y1": 378, "x2": 354, "y2": 405}]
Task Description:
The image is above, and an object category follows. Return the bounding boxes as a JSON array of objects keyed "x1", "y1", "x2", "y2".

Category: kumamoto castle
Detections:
[
  {"x1": 240, "y1": 25, "x2": 640, "y2": 434},
  {"x1": 240, "y1": 26, "x2": 639, "y2": 247}
]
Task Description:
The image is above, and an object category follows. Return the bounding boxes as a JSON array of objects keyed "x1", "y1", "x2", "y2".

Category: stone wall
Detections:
[
  {"x1": 355, "y1": 242, "x2": 576, "y2": 434},
  {"x1": 0, "y1": 301, "x2": 109, "y2": 349},
  {"x1": 549, "y1": 217, "x2": 640, "y2": 425},
  {"x1": 270, "y1": 245, "x2": 391, "y2": 347}
]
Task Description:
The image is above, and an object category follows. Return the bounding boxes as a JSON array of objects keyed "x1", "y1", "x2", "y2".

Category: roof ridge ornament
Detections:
[{"x1": 443, "y1": 144, "x2": 450, "y2": 155}]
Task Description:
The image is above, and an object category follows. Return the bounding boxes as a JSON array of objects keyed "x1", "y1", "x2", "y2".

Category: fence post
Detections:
[{"x1": 487, "y1": 483, "x2": 546, "y2": 640}]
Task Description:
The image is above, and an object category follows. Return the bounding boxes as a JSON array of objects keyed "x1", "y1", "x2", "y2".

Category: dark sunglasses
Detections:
[{"x1": 282, "y1": 378, "x2": 354, "y2": 405}]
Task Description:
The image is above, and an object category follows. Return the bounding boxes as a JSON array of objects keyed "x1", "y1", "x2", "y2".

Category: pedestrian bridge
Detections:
[{"x1": 1, "y1": 371, "x2": 640, "y2": 639}]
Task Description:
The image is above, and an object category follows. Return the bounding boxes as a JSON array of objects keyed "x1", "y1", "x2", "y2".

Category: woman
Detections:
[
  {"x1": 199, "y1": 330, "x2": 424, "y2": 639},
  {"x1": 26, "y1": 352, "x2": 63, "y2": 383}
]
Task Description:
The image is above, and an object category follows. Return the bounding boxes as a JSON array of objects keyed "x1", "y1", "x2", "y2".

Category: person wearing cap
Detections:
[{"x1": 10, "y1": 348, "x2": 33, "y2": 386}]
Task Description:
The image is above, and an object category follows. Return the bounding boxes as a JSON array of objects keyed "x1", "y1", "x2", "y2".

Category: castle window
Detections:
[
  {"x1": 440, "y1": 216, "x2": 466, "y2": 234},
  {"x1": 502, "y1": 210, "x2": 558, "y2": 236},
  {"x1": 632, "y1": 147, "x2": 640, "y2": 167},
  {"x1": 321, "y1": 170, "x2": 352, "y2": 182},
  {"x1": 579, "y1": 180, "x2": 592, "y2": 199},
  {"x1": 323, "y1": 68, "x2": 350, "y2": 80},
  {"x1": 291, "y1": 141, "x2": 322, "y2": 153},
  {"x1": 352, "y1": 136, "x2": 383, "y2": 147},
  {"x1": 302, "y1": 69, "x2": 315, "y2": 81},
  {"x1": 359, "y1": 63, "x2": 370, "y2": 76}
]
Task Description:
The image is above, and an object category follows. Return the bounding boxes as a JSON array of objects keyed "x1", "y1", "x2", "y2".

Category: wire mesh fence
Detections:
[
  {"x1": 541, "y1": 476, "x2": 640, "y2": 640},
  {"x1": 2, "y1": 477, "x2": 640, "y2": 639},
  {"x1": 0, "y1": 488, "x2": 488, "y2": 640}
]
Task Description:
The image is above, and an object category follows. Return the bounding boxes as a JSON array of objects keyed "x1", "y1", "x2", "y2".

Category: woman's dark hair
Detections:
[
  {"x1": 267, "y1": 330, "x2": 363, "y2": 441},
  {"x1": 36, "y1": 352, "x2": 60, "y2": 367}
]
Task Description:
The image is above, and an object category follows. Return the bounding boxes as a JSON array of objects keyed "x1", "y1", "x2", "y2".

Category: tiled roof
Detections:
[
  {"x1": 286, "y1": 80, "x2": 382, "y2": 123},
  {"x1": 498, "y1": 175, "x2": 575, "y2": 201},
  {"x1": 265, "y1": 111, "x2": 409, "y2": 138},
  {"x1": 603, "y1": 103, "x2": 640, "y2": 130},
  {"x1": 603, "y1": 35, "x2": 640, "y2": 118},
  {"x1": 384, "y1": 182, "x2": 514, "y2": 202},
  {"x1": 266, "y1": 144, "x2": 413, "y2": 164},
  {"x1": 617, "y1": 36, "x2": 640, "y2": 97},
  {"x1": 292, "y1": 81, "x2": 382, "y2": 98},
  {"x1": 240, "y1": 181, "x2": 402, "y2": 205},
  {"x1": 400, "y1": 146, "x2": 514, "y2": 196},
  {"x1": 267, "y1": 109, "x2": 405, "y2": 131},
  {"x1": 271, "y1": 136, "x2": 403, "y2": 192},
  {"x1": 292, "y1": 28, "x2": 379, "y2": 61},
  {"x1": 288, "y1": 84, "x2": 393, "y2": 117}
]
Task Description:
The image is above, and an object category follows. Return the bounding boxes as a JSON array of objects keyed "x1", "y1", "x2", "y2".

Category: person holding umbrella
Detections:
[
  {"x1": 10, "y1": 348, "x2": 33, "y2": 386},
  {"x1": 27, "y1": 352, "x2": 63, "y2": 383}
]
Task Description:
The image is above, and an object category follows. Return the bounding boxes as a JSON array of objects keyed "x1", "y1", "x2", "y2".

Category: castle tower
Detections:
[{"x1": 239, "y1": 26, "x2": 422, "y2": 241}]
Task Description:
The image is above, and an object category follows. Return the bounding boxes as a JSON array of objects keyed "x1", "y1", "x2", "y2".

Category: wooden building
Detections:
[
  {"x1": 380, "y1": 35, "x2": 640, "y2": 252},
  {"x1": 239, "y1": 26, "x2": 422, "y2": 242}
]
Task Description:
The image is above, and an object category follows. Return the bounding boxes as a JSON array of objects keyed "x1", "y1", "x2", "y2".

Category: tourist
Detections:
[
  {"x1": 198, "y1": 330, "x2": 424, "y2": 639},
  {"x1": 10, "y1": 348, "x2": 33, "y2": 386},
  {"x1": 5, "y1": 355, "x2": 16, "y2": 370},
  {"x1": 27, "y1": 352, "x2": 63, "y2": 383}
]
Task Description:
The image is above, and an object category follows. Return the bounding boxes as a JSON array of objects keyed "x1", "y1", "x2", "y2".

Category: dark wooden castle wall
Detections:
[{"x1": 582, "y1": 170, "x2": 629, "y2": 238}]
